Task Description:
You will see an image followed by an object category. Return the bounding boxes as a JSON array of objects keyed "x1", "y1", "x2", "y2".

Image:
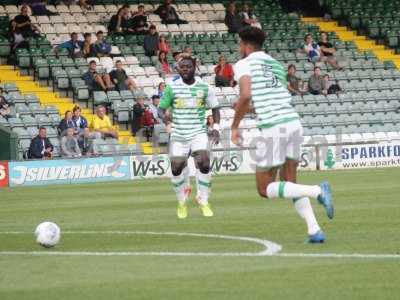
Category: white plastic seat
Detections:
[
  {"x1": 75, "y1": 14, "x2": 88, "y2": 24},
  {"x1": 110, "y1": 46, "x2": 121, "y2": 55},
  {"x1": 5, "y1": 5, "x2": 19, "y2": 14},
  {"x1": 68, "y1": 24, "x2": 81, "y2": 33},
  {"x1": 112, "y1": 57, "x2": 126, "y2": 64},
  {"x1": 80, "y1": 24, "x2": 94, "y2": 33},
  {"x1": 213, "y1": 3, "x2": 226, "y2": 12},
  {"x1": 86, "y1": 14, "x2": 101, "y2": 23},
  {"x1": 183, "y1": 13, "x2": 197, "y2": 22},
  {"x1": 197, "y1": 13, "x2": 209, "y2": 22},
  {"x1": 131, "y1": 66, "x2": 146, "y2": 77},
  {"x1": 125, "y1": 56, "x2": 139, "y2": 66},
  {"x1": 55, "y1": 24, "x2": 68, "y2": 34},
  {"x1": 87, "y1": 57, "x2": 99, "y2": 64},
  {"x1": 191, "y1": 23, "x2": 204, "y2": 33},
  {"x1": 201, "y1": 4, "x2": 214, "y2": 12},
  {"x1": 41, "y1": 24, "x2": 56, "y2": 34},
  {"x1": 37, "y1": 15, "x2": 50, "y2": 24},
  {"x1": 69, "y1": 5, "x2": 83, "y2": 13},
  {"x1": 49, "y1": 35, "x2": 60, "y2": 45},
  {"x1": 189, "y1": 4, "x2": 202, "y2": 12},
  {"x1": 179, "y1": 24, "x2": 192, "y2": 34},
  {"x1": 94, "y1": 25, "x2": 107, "y2": 34},
  {"x1": 145, "y1": 66, "x2": 159, "y2": 76},
  {"x1": 203, "y1": 23, "x2": 216, "y2": 33},
  {"x1": 0, "y1": 6, "x2": 6, "y2": 14},
  {"x1": 50, "y1": 15, "x2": 63, "y2": 24},
  {"x1": 56, "y1": 5, "x2": 70, "y2": 14},
  {"x1": 177, "y1": 4, "x2": 190, "y2": 12},
  {"x1": 144, "y1": 4, "x2": 154, "y2": 11},
  {"x1": 93, "y1": 5, "x2": 106, "y2": 13},
  {"x1": 58, "y1": 34, "x2": 70, "y2": 43},
  {"x1": 148, "y1": 14, "x2": 161, "y2": 23},
  {"x1": 137, "y1": 77, "x2": 155, "y2": 88},
  {"x1": 105, "y1": 4, "x2": 117, "y2": 13},
  {"x1": 215, "y1": 23, "x2": 228, "y2": 32},
  {"x1": 167, "y1": 24, "x2": 180, "y2": 33},
  {"x1": 157, "y1": 24, "x2": 168, "y2": 34}
]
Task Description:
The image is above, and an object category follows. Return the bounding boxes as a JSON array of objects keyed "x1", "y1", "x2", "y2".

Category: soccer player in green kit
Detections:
[{"x1": 158, "y1": 56, "x2": 221, "y2": 219}]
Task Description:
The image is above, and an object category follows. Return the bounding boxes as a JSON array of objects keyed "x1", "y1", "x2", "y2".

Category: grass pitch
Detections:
[{"x1": 0, "y1": 168, "x2": 400, "y2": 300}]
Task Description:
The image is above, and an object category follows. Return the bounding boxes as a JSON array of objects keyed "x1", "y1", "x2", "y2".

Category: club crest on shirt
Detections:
[
  {"x1": 196, "y1": 89, "x2": 205, "y2": 98},
  {"x1": 175, "y1": 98, "x2": 185, "y2": 108}
]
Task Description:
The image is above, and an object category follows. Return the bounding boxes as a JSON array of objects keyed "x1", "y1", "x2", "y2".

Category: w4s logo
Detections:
[{"x1": 261, "y1": 65, "x2": 278, "y2": 88}]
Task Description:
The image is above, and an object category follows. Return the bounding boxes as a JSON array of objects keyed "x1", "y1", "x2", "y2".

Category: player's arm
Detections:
[
  {"x1": 158, "y1": 85, "x2": 173, "y2": 125},
  {"x1": 231, "y1": 75, "x2": 251, "y2": 146}
]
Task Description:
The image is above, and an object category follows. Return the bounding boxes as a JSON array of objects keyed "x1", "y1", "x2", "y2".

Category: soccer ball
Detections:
[{"x1": 34, "y1": 222, "x2": 61, "y2": 248}]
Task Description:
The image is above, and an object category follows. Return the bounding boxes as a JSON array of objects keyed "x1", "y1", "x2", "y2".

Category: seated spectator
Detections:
[
  {"x1": 131, "y1": 4, "x2": 149, "y2": 35},
  {"x1": 132, "y1": 93, "x2": 154, "y2": 136},
  {"x1": 57, "y1": 110, "x2": 75, "y2": 136},
  {"x1": 318, "y1": 31, "x2": 342, "y2": 70},
  {"x1": 28, "y1": 127, "x2": 53, "y2": 159},
  {"x1": 303, "y1": 34, "x2": 322, "y2": 64},
  {"x1": 9, "y1": 21, "x2": 29, "y2": 56},
  {"x1": 91, "y1": 105, "x2": 118, "y2": 139},
  {"x1": 287, "y1": 64, "x2": 307, "y2": 96},
  {"x1": 28, "y1": 0, "x2": 58, "y2": 16},
  {"x1": 60, "y1": 127, "x2": 81, "y2": 158},
  {"x1": 155, "y1": 0, "x2": 188, "y2": 25},
  {"x1": 58, "y1": 32, "x2": 84, "y2": 59},
  {"x1": 79, "y1": 0, "x2": 94, "y2": 11},
  {"x1": 240, "y1": 3, "x2": 259, "y2": 28},
  {"x1": 72, "y1": 106, "x2": 88, "y2": 135},
  {"x1": 109, "y1": 60, "x2": 138, "y2": 92},
  {"x1": 92, "y1": 31, "x2": 111, "y2": 58},
  {"x1": 156, "y1": 51, "x2": 172, "y2": 77},
  {"x1": 12, "y1": 5, "x2": 40, "y2": 38},
  {"x1": 172, "y1": 51, "x2": 182, "y2": 73},
  {"x1": 108, "y1": 5, "x2": 133, "y2": 35},
  {"x1": 149, "y1": 95, "x2": 161, "y2": 123},
  {"x1": 214, "y1": 54, "x2": 234, "y2": 87},
  {"x1": 0, "y1": 88, "x2": 10, "y2": 119},
  {"x1": 225, "y1": 2, "x2": 243, "y2": 34},
  {"x1": 158, "y1": 35, "x2": 170, "y2": 54},
  {"x1": 82, "y1": 32, "x2": 93, "y2": 58},
  {"x1": 78, "y1": 127, "x2": 96, "y2": 156},
  {"x1": 158, "y1": 82, "x2": 165, "y2": 97},
  {"x1": 82, "y1": 60, "x2": 113, "y2": 92},
  {"x1": 324, "y1": 74, "x2": 342, "y2": 94},
  {"x1": 206, "y1": 115, "x2": 214, "y2": 134},
  {"x1": 308, "y1": 67, "x2": 328, "y2": 95},
  {"x1": 143, "y1": 25, "x2": 159, "y2": 57}
]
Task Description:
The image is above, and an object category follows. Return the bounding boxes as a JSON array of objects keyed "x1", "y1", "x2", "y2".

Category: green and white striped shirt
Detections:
[
  {"x1": 159, "y1": 77, "x2": 219, "y2": 141},
  {"x1": 234, "y1": 51, "x2": 299, "y2": 129}
]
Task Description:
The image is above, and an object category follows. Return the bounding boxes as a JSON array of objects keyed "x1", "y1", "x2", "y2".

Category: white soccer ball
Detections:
[{"x1": 34, "y1": 222, "x2": 61, "y2": 248}]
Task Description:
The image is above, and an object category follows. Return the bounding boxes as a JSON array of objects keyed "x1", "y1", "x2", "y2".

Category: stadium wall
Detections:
[
  {"x1": 2, "y1": 141, "x2": 399, "y2": 188},
  {"x1": 0, "y1": 125, "x2": 18, "y2": 161}
]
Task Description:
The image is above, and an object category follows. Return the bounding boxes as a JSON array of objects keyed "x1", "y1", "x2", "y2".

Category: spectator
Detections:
[
  {"x1": 156, "y1": 51, "x2": 171, "y2": 76},
  {"x1": 92, "y1": 31, "x2": 111, "y2": 58},
  {"x1": 0, "y1": 88, "x2": 10, "y2": 119},
  {"x1": 79, "y1": 0, "x2": 94, "y2": 11},
  {"x1": 12, "y1": 5, "x2": 40, "y2": 38},
  {"x1": 214, "y1": 54, "x2": 234, "y2": 87},
  {"x1": 206, "y1": 115, "x2": 214, "y2": 134},
  {"x1": 158, "y1": 35, "x2": 170, "y2": 54},
  {"x1": 303, "y1": 34, "x2": 322, "y2": 64},
  {"x1": 109, "y1": 60, "x2": 138, "y2": 92},
  {"x1": 131, "y1": 4, "x2": 149, "y2": 35},
  {"x1": 60, "y1": 127, "x2": 81, "y2": 158},
  {"x1": 82, "y1": 60, "x2": 113, "y2": 92},
  {"x1": 149, "y1": 95, "x2": 161, "y2": 123},
  {"x1": 158, "y1": 82, "x2": 165, "y2": 97},
  {"x1": 28, "y1": 127, "x2": 53, "y2": 159},
  {"x1": 108, "y1": 5, "x2": 133, "y2": 35},
  {"x1": 78, "y1": 127, "x2": 96, "y2": 156},
  {"x1": 9, "y1": 20, "x2": 29, "y2": 56},
  {"x1": 324, "y1": 74, "x2": 342, "y2": 94},
  {"x1": 225, "y1": 2, "x2": 243, "y2": 34},
  {"x1": 91, "y1": 105, "x2": 118, "y2": 139},
  {"x1": 318, "y1": 31, "x2": 342, "y2": 70},
  {"x1": 58, "y1": 32, "x2": 84, "y2": 59},
  {"x1": 82, "y1": 32, "x2": 93, "y2": 58},
  {"x1": 154, "y1": 0, "x2": 188, "y2": 25},
  {"x1": 287, "y1": 64, "x2": 307, "y2": 96},
  {"x1": 28, "y1": 0, "x2": 58, "y2": 16},
  {"x1": 72, "y1": 106, "x2": 88, "y2": 135},
  {"x1": 240, "y1": 3, "x2": 258, "y2": 28},
  {"x1": 308, "y1": 67, "x2": 328, "y2": 95},
  {"x1": 143, "y1": 25, "x2": 159, "y2": 57},
  {"x1": 172, "y1": 51, "x2": 182, "y2": 72},
  {"x1": 57, "y1": 110, "x2": 75, "y2": 136},
  {"x1": 132, "y1": 93, "x2": 154, "y2": 136}
]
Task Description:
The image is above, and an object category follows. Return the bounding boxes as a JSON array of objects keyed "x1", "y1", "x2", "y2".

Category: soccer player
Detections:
[
  {"x1": 231, "y1": 27, "x2": 334, "y2": 243},
  {"x1": 158, "y1": 56, "x2": 221, "y2": 219}
]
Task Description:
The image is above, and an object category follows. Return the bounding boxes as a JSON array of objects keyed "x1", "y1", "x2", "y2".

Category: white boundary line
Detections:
[{"x1": 1, "y1": 231, "x2": 399, "y2": 259}]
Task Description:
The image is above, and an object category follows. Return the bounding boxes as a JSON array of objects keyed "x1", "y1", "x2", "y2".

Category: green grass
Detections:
[{"x1": 1, "y1": 168, "x2": 400, "y2": 300}]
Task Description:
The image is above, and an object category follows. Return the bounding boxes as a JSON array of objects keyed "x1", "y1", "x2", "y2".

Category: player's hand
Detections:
[
  {"x1": 209, "y1": 129, "x2": 220, "y2": 145},
  {"x1": 231, "y1": 128, "x2": 243, "y2": 147}
]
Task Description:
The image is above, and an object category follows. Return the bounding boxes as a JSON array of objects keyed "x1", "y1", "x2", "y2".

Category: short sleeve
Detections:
[
  {"x1": 159, "y1": 85, "x2": 174, "y2": 109},
  {"x1": 234, "y1": 59, "x2": 251, "y2": 82},
  {"x1": 206, "y1": 86, "x2": 219, "y2": 109}
]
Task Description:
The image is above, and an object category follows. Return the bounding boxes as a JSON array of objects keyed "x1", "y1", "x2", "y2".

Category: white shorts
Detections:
[
  {"x1": 252, "y1": 119, "x2": 303, "y2": 170},
  {"x1": 169, "y1": 133, "x2": 209, "y2": 158}
]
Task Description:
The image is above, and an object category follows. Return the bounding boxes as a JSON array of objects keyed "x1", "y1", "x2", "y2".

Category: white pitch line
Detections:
[{"x1": 275, "y1": 253, "x2": 400, "y2": 259}]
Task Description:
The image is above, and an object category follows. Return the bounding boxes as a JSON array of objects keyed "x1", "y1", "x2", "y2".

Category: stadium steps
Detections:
[
  {"x1": 0, "y1": 66, "x2": 155, "y2": 155},
  {"x1": 301, "y1": 17, "x2": 400, "y2": 69}
]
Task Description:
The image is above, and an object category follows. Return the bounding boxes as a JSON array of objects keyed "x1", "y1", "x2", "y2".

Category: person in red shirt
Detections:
[
  {"x1": 214, "y1": 55, "x2": 235, "y2": 87},
  {"x1": 158, "y1": 35, "x2": 170, "y2": 54}
]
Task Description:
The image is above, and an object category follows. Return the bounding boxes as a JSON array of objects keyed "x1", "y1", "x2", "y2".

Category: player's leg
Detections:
[
  {"x1": 280, "y1": 160, "x2": 324, "y2": 242},
  {"x1": 169, "y1": 140, "x2": 190, "y2": 219},
  {"x1": 193, "y1": 149, "x2": 214, "y2": 217},
  {"x1": 256, "y1": 121, "x2": 333, "y2": 219}
]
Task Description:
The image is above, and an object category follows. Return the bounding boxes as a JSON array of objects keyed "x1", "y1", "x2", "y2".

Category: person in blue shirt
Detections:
[
  {"x1": 58, "y1": 32, "x2": 84, "y2": 58},
  {"x1": 72, "y1": 106, "x2": 88, "y2": 135},
  {"x1": 92, "y1": 31, "x2": 112, "y2": 58}
]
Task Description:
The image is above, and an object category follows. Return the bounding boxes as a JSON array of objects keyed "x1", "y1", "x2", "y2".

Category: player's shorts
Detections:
[
  {"x1": 252, "y1": 119, "x2": 303, "y2": 170},
  {"x1": 169, "y1": 133, "x2": 209, "y2": 158}
]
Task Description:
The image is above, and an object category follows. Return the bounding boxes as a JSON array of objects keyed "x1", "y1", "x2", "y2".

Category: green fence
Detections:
[{"x1": 0, "y1": 125, "x2": 18, "y2": 161}]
